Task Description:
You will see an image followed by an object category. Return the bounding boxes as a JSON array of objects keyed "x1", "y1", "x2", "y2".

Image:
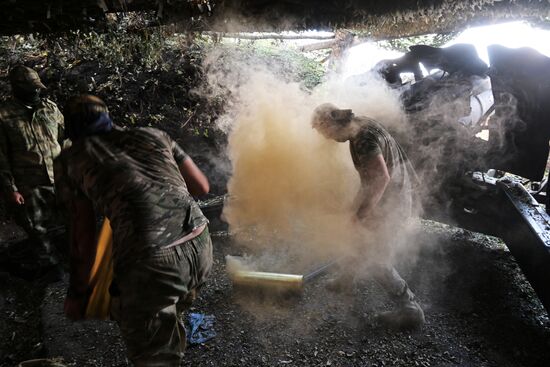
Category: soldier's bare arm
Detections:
[
  {"x1": 167, "y1": 131, "x2": 210, "y2": 197},
  {"x1": 179, "y1": 157, "x2": 210, "y2": 197},
  {"x1": 356, "y1": 153, "x2": 390, "y2": 222}
]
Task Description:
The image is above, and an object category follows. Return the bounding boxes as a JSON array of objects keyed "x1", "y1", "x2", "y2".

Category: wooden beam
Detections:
[
  {"x1": 202, "y1": 31, "x2": 335, "y2": 41},
  {"x1": 1, "y1": 0, "x2": 549, "y2": 38}
]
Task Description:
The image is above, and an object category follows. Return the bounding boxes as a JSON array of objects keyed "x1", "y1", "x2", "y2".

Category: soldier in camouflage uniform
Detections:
[
  {"x1": 55, "y1": 95, "x2": 213, "y2": 366},
  {"x1": 0, "y1": 65, "x2": 64, "y2": 272},
  {"x1": 311, "y1": 103, "x2": 425, "y2": 330}
]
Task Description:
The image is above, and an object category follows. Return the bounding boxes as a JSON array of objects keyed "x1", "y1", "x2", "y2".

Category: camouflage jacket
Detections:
[
  {"x1": 0, "y1": 98, "x2": 64, "y2": 193},
  {"x1": 54, "y1": 127, "x2": 208, "y2": 269}
]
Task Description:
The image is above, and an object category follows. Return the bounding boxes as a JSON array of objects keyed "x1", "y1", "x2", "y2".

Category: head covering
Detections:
[
  {"x1": 64, "y1": 95, "x2": 113, "y2": 140},
  {"x1": 9, "y1": 65, "x2": 46, "y2": 90},
  {"x1": 311, "y1": 103, "x2": 354, "y2": 129}
]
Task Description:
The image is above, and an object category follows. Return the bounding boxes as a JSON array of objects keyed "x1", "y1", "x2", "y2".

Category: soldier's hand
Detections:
[{"x1": 10, "y1": 191, "x2": 25, "y2": 205}]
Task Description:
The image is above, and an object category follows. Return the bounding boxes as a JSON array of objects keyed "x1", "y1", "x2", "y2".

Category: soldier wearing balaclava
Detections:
[{"x1": 0, "y1": 64, "x2": 65, "y2": 279}]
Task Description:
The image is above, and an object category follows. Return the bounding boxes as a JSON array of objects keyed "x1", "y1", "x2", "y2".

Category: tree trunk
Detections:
[{"x1": 328, "y1": 30, "x2": 355, "y2": 74}]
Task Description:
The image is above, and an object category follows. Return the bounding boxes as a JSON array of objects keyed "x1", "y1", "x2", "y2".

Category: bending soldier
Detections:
[
  {"x1": 311, "y1": 103, "x2": 425, "y2": 330},
  {"x1": 55, "y1": 95, "x2": 213, "y2": 366}
]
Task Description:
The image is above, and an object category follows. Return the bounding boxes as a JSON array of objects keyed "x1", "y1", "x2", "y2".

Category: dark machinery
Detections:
[{"x1": 371, "y1": 43, "x2": 550, "y2": 316}]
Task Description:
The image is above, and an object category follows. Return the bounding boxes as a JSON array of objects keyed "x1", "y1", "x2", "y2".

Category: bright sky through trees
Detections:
[{"x1": 342, "y1": 21, "x2": 550, "y2": 78}]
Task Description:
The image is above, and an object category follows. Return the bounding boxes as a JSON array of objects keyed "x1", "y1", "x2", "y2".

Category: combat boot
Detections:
[
  {"x1": 375, "y1": 287, "x2": 425, "y2": 330},
  {"x1": 372, "y1": 264, "x2": 425, "y2": 330}
]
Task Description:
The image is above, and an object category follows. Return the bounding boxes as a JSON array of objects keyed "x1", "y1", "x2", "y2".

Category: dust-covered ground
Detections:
[{"x1": 1, "y1": 219, "x2": 549, "y2": 367}]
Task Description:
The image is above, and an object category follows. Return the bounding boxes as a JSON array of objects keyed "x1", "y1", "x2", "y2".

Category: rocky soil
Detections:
[{"x1": 1, "y1": 220, "x2": 549, "y2": 367}]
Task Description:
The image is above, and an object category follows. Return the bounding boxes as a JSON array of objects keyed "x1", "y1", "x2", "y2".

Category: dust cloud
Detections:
[
  {"x1": 224, "y1": 72, "x2": 359, "y2": 260},
  {"x1": 206, "y1": 49, "x2": 409, "y2": 265}
]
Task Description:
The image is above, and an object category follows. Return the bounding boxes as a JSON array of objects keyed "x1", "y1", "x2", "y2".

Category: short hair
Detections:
[
  {"x1": 64, "y1": 94, "x2": 107, "y2": 124},
  {"x1": 64, "y1": 95, "x2": 109, "y2": 140},
  {"x1": 311, "y1": 103, "x2": 354, "y2": 129}
]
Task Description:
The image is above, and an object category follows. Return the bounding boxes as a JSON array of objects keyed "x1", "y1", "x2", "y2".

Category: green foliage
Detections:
[
  {"x1": 202, "y1": 40, "x2": 325, "y2": 90},
  {"x1": 0, "y1": 26, "x2": 327, "y2": 137},
  {"x1": 65, "y1": 28, "x2": 167, "y2": 70},
  {"x1": 252, "y1": 44, "x2": 325, "y2": 89},
  {"x1": 377, "y1": 33, "x2": 458, "y2": 53}
]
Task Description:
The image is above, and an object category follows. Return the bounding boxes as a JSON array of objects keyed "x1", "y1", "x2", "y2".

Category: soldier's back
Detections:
[{"x1": 58, "y1": 127, "x2": 207, "y2": 267}]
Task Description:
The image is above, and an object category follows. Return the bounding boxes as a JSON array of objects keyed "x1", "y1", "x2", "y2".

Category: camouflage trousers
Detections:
[
  {"x1": 113, "y1": 227, "x2": 213, "y2": 367},
  {"x1": 10, "y1": 184, "x2": 63, "y2": 265}
]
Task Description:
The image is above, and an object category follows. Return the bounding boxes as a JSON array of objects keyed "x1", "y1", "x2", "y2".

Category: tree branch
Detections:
[
  {"x1": 297, "y1": 36, "x2": 371, "y2": 52},
  {"x1": 203, "y1": 31, "x2": 335, "y2": 40}
]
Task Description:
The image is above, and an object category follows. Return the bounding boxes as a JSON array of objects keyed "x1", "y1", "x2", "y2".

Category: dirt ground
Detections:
[{"x1": 1, "y1": 218, "x2": 549, "y2": 367}]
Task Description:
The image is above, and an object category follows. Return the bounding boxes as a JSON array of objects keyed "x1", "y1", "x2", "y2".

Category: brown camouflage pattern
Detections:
[
  {"x1": 114, "y1": 227, "x2": 213, "y2": 365},
  {"x1": 11, "y1": 185, "x2": 58, "y2": 235},
  {"x1": 54, "y1": 127, "x2": 208, "y2": 270},
  {"x1": 0, "y1": 98, "x2": 64, "y2": 192},
  {"x1": 0, "y1": 98, "x2": 64, "y2": 262}
]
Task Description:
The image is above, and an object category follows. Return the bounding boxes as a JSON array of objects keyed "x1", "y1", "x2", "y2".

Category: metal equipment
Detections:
[
  {"x1": 371, "y1": 43, "x2": 550, "y2": 316},
  {"x1": 231, "y1": 270, "x2": 304, "y2": 292},
  {"x1": 228, "y1": 257, "x2": 339, "y2": 293}
]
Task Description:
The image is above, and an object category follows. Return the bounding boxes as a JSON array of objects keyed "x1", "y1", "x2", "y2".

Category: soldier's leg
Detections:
[
  {"x1": 175, "y1": 228, "x2": 213, "y2": 314},
  {"x1": 174, "y1": 228, "x2": 213, "y2": 349},
  {"x1": 30, "y1": 186, "x2": 62, "y2": 259},
  {"x1": 325, "y1": 228, "x2": 379, "y2": 293},
  {"x1": 118, "y1": 252, "x2": 188, "y2": 366},
  {"x1": 124, "y1": 303, "x2": 187, "y2": 367},
  {"x1": 118, "y1": 228, "x2": 213, "y2": 366},
  {"x1": 2, "y1": 202, "x2": 33, "y2": 275},
  {"x1": 13, "y1": 186, "x2": 60, "y2": 266},
  {"x1": 7, "y1": 190, "x2": 51, "y2": 279},
  {"x1": 371, "y1": 263, "x2": 424, "y2": 330},
  {"x1": 325, "y1": 256, "x2": 361, "y2": 293}
]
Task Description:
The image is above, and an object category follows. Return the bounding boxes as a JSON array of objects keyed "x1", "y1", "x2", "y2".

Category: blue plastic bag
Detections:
[{"x1": 186, "y1": 313, "x2": 216, "y2": 344}]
